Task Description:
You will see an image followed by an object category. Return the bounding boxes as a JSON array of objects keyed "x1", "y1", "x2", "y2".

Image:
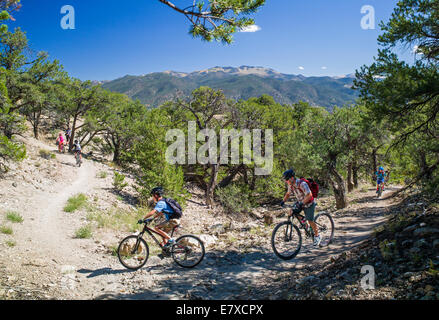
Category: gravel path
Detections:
[{"x1": 0, "y1": 135, "x2": 401, "y2": 300}]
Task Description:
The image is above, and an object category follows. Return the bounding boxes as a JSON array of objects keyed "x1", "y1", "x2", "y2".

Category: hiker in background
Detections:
[{"x1": 65, "y1": 127, "x2": 71, "y2": 144}]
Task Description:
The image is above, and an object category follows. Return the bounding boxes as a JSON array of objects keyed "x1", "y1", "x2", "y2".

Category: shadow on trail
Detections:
[
  {"x1": 92, "y1": 189, "x2": 402, "y2": 300},
  {"x1": 78, "y1": 267, "x2": 136, "y2": 278},
  {"x1": 60, "y1": 162, "x2": 77, "y2": 168}
]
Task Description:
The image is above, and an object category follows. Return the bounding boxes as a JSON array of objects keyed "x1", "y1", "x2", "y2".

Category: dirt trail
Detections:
[{"x1": 0, "y1": 136, "x2": 401, "y2": 300}]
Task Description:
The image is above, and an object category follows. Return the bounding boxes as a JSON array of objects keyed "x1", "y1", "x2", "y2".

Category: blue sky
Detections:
[{"x1": 7, "y1": 0, "x2": 408, "y2": 81}]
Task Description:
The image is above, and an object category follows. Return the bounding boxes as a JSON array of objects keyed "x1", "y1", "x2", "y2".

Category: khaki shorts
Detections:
[
  {"x1": 304, "y1": 202, "x2": 317, "y2": 222},
  {"x1": 155, "y1": 218, "x2": 180, "y2": 234}
]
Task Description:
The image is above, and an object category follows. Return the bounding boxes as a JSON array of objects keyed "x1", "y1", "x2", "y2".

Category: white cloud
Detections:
[
  {"x1": 240, "y1": 25, "x2": 261, "y2": 33},
  {"x1": 321, "y1": 66, "x2": 328, "y2": 70},
  {"x1": 298, "y1": 66, "x2": 305, "y2": 70},
  {"x1": 413, "y1": 45, "x2": 423, "y2": 55}
]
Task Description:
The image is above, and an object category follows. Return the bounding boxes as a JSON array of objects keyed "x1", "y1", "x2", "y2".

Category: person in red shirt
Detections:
[{"x1": 281, "y1": 169, "x2": 322, "y2": 246}]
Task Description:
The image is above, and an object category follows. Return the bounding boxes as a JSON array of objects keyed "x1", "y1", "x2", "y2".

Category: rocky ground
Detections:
[
  {"x1": 1, "y1": 131, "x2": 435, "y2": 300},
  {"x1": 247, "y1": 193, "x2": 439, "y2": 300}
]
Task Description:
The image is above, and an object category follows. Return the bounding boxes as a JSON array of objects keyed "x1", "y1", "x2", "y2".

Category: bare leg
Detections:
[
  {"x1": 153, "y1": 227, "x2": 170, "y2": 245},
  {"x1": 309, "y1": 221, "x2": 319, "y2": 237}
]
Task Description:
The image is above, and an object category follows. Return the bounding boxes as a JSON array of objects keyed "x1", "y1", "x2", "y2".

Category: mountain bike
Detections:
[
  {"x1": 377, "y1": 183, "x2": 383, "y2": 198},
  {"x1": 271, "y1": 203, "x2": 335, "y2": 260},
  {"x1": 117, "y1": 219, "x2": 205, "y2": 270}
]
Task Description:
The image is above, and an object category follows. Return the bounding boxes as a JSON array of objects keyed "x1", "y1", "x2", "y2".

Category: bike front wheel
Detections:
[
  {"x1": 271, "y1": 221, "x2": 302, "y2": 260},
  {"x1": 171, "y1": 235, "x2": 205, "y2": 268},
  {"x1": 314, "y1": 212, "x2": 335, "y2": 247},
  {"x1": 117, "y1": 235, "x2": 149, "y2": 270}
]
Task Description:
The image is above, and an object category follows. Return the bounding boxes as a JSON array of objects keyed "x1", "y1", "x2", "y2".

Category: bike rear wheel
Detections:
[
  {"x1": 314, "y1": 212, "x2": 334, "y2": 247},
  {"x1": 117, "y1": 235, "x2": 149, "y2": 270},
  {"x1": 271, "y1": 221, "x2": 302, "y2": 260},
  {"x1": 377, "y1": 185, "x2": 383, "y2": 198},
  {"x1": 171, "y1": 235, "x2": 205, "y2": 268}
]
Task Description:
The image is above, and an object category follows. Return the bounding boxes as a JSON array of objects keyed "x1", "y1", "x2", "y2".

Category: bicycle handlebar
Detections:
[{"x1": 138, "y1": 218, "x2": 154, "y2": 225}]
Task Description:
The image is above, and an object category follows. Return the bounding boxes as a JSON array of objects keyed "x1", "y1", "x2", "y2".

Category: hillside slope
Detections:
[
  {"x1": 0, "y1": 132, "x2": 413, "y2": 300},
  {"x1": 101, "y1": 66, "x2": 358, "y2": 110}
]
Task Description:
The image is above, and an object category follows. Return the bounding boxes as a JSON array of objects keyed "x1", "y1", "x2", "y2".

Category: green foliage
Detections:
[
  {"x1": 0, "y1": 225, "x2": 12, "y2": 234},
  {"x1": 159, "y1": 0, "x2": 265, "y2": 44},
  {"x1": 86, "y1": 207, "x2": 143, "y2": 233},
  {"x1": 39, "y1": 149, "x2": 55, "y2": 160},
  {"x1": 97, "y1": 171, "x2": 108, "y2": 179},
  {"x1": 64, "y1": 194, "x2": 88, "y2": 213},
  {"x1": 102, "y1": 69, "x2": 358, "y2": 110},
  {"x1": 5, "y1": 240, "x2": 16, "y2": 247},
  {"x1": 354, "y1": 0, "x2": 439, "y2": 191},
  {"x1": 216, "y1": 184, "x2": 252, "y2": 215},
  {"x1": 5, "y1": 211, "x2": 23, "y2": 223},
  {"x1": 0, "y1": 134, "x2": 26, "y2": 172},
  {"x1": 113, "y1": 172, "x2": 128, "y2": 192},
  {"x1": 75, "y1": 225, "x2": 92, "y2": 239},
  {"x1": 379, "y1": 239, "x2": 397, "y2": 261}
]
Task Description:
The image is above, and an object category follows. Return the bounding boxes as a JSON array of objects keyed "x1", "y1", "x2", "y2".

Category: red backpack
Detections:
[{"x1": 300, "y1": 178, "x2": 319, "y2": 199}]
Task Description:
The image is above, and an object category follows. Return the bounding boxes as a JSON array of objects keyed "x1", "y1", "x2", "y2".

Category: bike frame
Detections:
[
  {"x1": 137, "y1": 223, "x2": 179, "y2": 249},
  {"x1": 289, "y1": 212, "x2": 314, "y2": 238}
]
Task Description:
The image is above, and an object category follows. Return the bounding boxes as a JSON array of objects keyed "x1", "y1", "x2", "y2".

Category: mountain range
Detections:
[{"x1": 100, "y1": 66, "x2": 358, "y2": 110}]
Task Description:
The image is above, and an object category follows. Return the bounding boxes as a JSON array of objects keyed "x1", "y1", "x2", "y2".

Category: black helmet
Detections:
[
  {"x1": 151, "y1": 187, "x2": 164, "y2": 196},
  {"x1": 282, "y1": 169, "x2": 295, "y2": 181}
]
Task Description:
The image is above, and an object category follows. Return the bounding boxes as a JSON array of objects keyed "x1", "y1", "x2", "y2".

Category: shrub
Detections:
[
  {"x1": 5, "y1": 211, "x2": 23, "y2": 223},
  {"x1": 216, "y1": 184, "x2": 252, "y2": 215},
  {"x1": 64, "y1": 194, "x2": 88, "y2": 212},
  {"x1": 39, "y1": 149, "x2": 55, "y2": 160},
  {"x1": 97, "y1": 171, "x2": 108, "y2": 179},
  {"x1": 0, "y1": 226, "x2": 13, "y2": 235},
  {"x1": 6, "y1": 240, "x2": 15, "y2": 247},
  {"x1": 75, "y1": 225, "x2": 92, "y2": 239},
  {"x1": 86, "y1": 207, "x2": 143, "y2": 232},
  {"x1": 113, "y1": 172, "x2": 128, "y2": 192}
]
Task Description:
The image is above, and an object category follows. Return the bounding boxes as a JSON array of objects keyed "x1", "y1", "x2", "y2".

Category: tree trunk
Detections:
[
  {"x1": 69, "y1": 114, "x2": 78, "y2": 152},
  {"x1": 347, "y1": 162, "x2": 354, "y2": 192},
  {"x1": 217, "y1": 164, "x2": 244, "y2": 189},
  {"x1": 371, "y1": 149, "x2": 377, "y2": 185},
  {"x1": 205, "y1": 164, "x2": 219, "y2": 208},
  {"x1": 329, "y1": 166, "x2": 348, "y2": 209},
  {"x1": 113, "y1": 144, "x2": 120, "y2": 164},
  {"x1": 419, "y1": 151, "x2": 431, "y2": 180},
  {"x1": 353, "y1": 163, "x2": 359, "y2": 189}
]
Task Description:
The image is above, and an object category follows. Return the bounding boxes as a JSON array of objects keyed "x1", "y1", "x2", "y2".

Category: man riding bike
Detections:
[
  {"x1": 281, "y1": 169, "x2": 322, "y2": 246},
  {"x1": 72, "y1": 139, "x2": 82, "y2": 162},
  {"x1": 376, "y1": 166, "x2": 387, "y2": 193},
  {"x1": 138, "y1": 187, "x2": 181, "y2": 255},
  {"x1": 56, "y1": 132, "x2": 65, "y2": 153}
]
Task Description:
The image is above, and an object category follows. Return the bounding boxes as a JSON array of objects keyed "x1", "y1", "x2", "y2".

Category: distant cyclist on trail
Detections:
[
  {"x1": 72, "y1": 139, "x2": 82, "y2": 162},
  {"x1": 376, "y1": 166, "x2": 387, "y2": 193},
  {"x1": 138, "y1": 187, "x2": 181, "y2": 255},
  {"x1": 281, "y1": 169, "x2": 322, "y2": 246},
  {"x1": 56, "y1": 132, "x2": 65, "y2": 153}
]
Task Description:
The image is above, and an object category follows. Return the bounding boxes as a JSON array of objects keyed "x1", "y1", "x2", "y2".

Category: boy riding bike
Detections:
[
  {"x1": 376, "y1": 166, "x2": 387, "y2": 193},
  {"x1": 138, "y1": 187, "x2": 181, "y2": 254},
  {"x1": 281, "y1": 169, "x2": 322, "y2": 246}
]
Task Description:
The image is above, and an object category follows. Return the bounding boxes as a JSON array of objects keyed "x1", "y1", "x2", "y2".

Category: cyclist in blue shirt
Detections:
[
  {"x1": 376, "y1": 166, "x2": 387, "y2": 194},
  {"x1": 138, "y1": 187, "x2": 180, "y2": 248}
]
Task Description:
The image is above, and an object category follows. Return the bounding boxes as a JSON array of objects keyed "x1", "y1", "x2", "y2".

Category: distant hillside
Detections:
[{"x1": 101, "y1": 66, "x2": 358, "y2": 110}]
